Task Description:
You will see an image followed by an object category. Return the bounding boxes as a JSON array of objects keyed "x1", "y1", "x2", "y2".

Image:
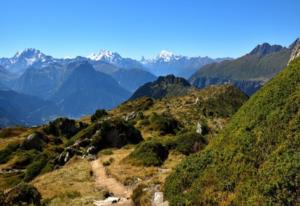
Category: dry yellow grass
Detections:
[
  {"x1": 32, "y1": 157, "x2": 104, "y2": 206},
  {"x1": 0, "y1": 127, "x2": 32, "y2": 150},
  {"x1": 99, "y1": 147, "x2": 185, "y2": 189}
]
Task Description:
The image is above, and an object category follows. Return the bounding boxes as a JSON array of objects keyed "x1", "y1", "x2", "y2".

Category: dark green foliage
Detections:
[
  {"x1": 24, "y1": 153, "x2": 48, "y2": 182},
  {"x1": 91, "y1": 119, "x2": 143, "y2": 150},
  {"x1": 43, "y1": 117, "x2": 86, "y2": 138},
  {"x1": 127, "y1": 141, "x2": 169, "y2": 166},
  {"x1": 198, "y1": 85, "x2": 248, "y2": 118},
  {"x1": 173, "y1": 132, "x2": 207, "y2": 155},
  {"x1": 149, "y1": 113, "x2": 179, "y2": 135},
  {"x1": 13, "y1": 149, "x2": 39, "y2": 169},
  {"x1": 164, "y1": 58, "x2": 300, "y2": 205},
  {"x1": 91, "y1": 109, "x2": 108, "y2": 122},
  {"x1": 3, "y1": 183, "x2": 41, "y2": 206},
  {"x1": 0, "y1": 142, "x2": 19, "y2": 164},
  {"x1": 130, "y1": 75, "x2": 191, "y2": 100},
  {"x1": 21, "y1": 132, "x2": 46, "y2": 151}
]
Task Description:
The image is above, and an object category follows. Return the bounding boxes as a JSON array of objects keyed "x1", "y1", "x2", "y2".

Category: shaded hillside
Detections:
[
  {"x1": 190, "y1": 42, "x2": 293, "y2": 95},
  {"x1": 0, "y1": 90, "x2": 60, "y2": 127},
  {"x1": 164, "y1": 58, "x2": 300, "y2": 205},
  {"x1": 50, "y1": 62, "x2": 131, "y2": 117},
  {"x1": 129, "y1": 75, "x2": 191, "y2": 100},
  {"x1": 111, "y1": 68, "x2": 156, "y2": 92},
  {"x1": 13, "y1": 64, "x2": 65, "y2": 99}
]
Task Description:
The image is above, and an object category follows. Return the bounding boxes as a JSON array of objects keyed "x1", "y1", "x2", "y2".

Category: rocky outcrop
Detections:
[
  {"x1": 129, "y1": 74, "x2": 191, "y2": 100},
  {"x1": 289, "y1": 38, "x2": 300, "y2": 63}
]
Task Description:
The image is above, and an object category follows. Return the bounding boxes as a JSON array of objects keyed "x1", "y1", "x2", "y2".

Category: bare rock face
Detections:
[{"x1": 289, "y1": 38, "x2": 300, "y2": 63}]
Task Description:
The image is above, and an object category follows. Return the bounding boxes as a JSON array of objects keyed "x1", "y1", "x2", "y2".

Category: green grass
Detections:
[{"x1": 164, "y1": 58, "x2": 300, "y2": 205}]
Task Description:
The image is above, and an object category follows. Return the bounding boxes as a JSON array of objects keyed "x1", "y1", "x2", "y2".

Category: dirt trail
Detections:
[{"x1": 91, "y1": 159, "x2": 133, "y2": 206}]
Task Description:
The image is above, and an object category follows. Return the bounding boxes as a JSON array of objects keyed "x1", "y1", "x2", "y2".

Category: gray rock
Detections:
[{"x1": 196, "y1": 122, "x2": 202, "y2": 134}]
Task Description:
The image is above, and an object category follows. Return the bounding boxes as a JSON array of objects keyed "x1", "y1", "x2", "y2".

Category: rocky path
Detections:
[{"x1": 90, "y1": 159, "x2": 133, "y2": 206}]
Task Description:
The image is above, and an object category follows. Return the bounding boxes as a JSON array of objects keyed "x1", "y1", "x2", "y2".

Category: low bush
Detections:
[
  {"x1": 148, "y1": 112, "x2": 179, "y2": 135},
  {"x1": 3, "y1": 183, "x2": 41, "y2": 206},
  {"x1": 91, "y1": 109, "x2": 108, "y2": 122},
  {"x1": 12, "y1": 149, "x2": 39, "y2": 169},
  {"x1": 43, "y1": 117, "x2": 86, "y2": 138},
  {"x1": 126, "y1": 141, "x2": 169, "y2": 166},
  {"x1": 173, "y1": 132, "x2": 207, "y2": 155},
  {"x1": 24, "y1": 154, "x2": 48, "y2": 182},
  {"x1": 91, "y1": 119, "x2": 143, "y2": 150},
  {"x1": 0, "y1": 142, "x2": 19, "y2": 164}
]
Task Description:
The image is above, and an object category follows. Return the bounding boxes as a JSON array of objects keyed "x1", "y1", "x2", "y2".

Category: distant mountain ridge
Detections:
[
  {"x1": 50, "y1": 61, "x2": 131, "y2": 117},
  {"x1": 142, "y1": 50, "x2": 231, "y2": 78},
  {"x1": 189, "y1": 39, "x2": 299, "y2": 95}
]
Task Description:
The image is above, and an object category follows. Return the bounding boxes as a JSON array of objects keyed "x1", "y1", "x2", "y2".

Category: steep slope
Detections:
[
  {"x1": 13, "y1": 64, "x2": 65, "y2": 99},
  {"x1": 0, "y1": 66, "x2": 17, "y2": 88},
  {"x1": 129, "y1": 75, "x2": 191, "y2": 100},
  {"x1": 164, "y1": 58, "x2": 300, "y2": 205},
  {"x1": 0, "y1": 90, "x2": 60, "y2": 127},
  {"x1": 111, "y1": 68, "x2": 156, "y2": 92},
  {"x1": 190, "y1": 42, "x2": 293, "y2": 95},
  {"x1": 50, "y1": 62, "x2": 131, "y2": 117}
]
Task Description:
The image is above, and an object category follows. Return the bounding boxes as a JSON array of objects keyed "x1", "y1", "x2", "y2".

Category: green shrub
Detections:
[
  {"x1": 24, "y1": 154, "x2": 48, "y2": 182},
  {"x1": 43, "y1": 118, "x2": 85, "y2": 138},
  {"x1": 173, "y1": 132, "x2": 207, "y2": 155},
  {"x1": 149, "y1": 112, "x2": 179, "y2": 135},
  {"x1": 91, "y1": 109, "x2": 108, "y2": 122},
  {"x1": 91, "y1": 119, "x2": 143, "y2": 150},
  {"x1": 0, "y1": 142, "x2": 19, "y2": 164},
  {"x1": 13, "y1": 149, "x2": 39, "y2": 168},
  {"x1": 3, "y1": 183, "x2": 41, "y2": 206},
  {"x1": 127, "y1": 141, "x2": 169, "y2": 166}
]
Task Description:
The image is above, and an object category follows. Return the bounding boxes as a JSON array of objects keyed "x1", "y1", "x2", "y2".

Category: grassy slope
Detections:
[
  {"x1": 32, "y1": 157, "x2": 104, "y2": 206},
  {"x1": 164, "y1": 58, "x2": 300, "y2": 205}
]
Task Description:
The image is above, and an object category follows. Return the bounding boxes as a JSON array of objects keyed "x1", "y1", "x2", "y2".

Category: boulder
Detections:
[{"x1": 21, "y1": 133, "x2": 45, "y2": 151}]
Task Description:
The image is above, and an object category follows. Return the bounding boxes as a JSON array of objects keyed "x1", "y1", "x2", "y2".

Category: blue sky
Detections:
[{"x1": 1, "y1": 0, "x2": 299, "y2": 59}]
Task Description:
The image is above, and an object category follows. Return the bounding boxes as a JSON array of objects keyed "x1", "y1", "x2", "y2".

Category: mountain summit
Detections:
[
  {"x1": 88, "y1": 50, "x2": 122, "y2": 62},
  {"x1": 0, "y1": 48, "x2": 53, "y2": 74},
  {"x1": 129, "y1": 74, "x2": 191, "y2": 100},
  {"x1": 249, "y1": 43, "x2": 284, "y2": 56}
]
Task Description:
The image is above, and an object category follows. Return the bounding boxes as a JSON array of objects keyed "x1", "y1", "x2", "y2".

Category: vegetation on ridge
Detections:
[{"x1": 164, "y1": 58, "x2": 300, "y2": 205}]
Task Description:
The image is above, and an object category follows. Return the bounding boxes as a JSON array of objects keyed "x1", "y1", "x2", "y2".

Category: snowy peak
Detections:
[
  {"x1": 157, "y1": 50, "x2": 182, "y2": 62},
  {"x1": 88, "y1": 50, "x2": 121, "y2": 62},
  {"x1": 12, "y1": 48, "x2": 49, "y2": 65}
]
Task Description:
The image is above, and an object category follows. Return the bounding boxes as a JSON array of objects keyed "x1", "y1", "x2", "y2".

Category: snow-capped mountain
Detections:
[
  {"x1": 0, "y1": 48, "x2": 55, "y2": 74},
  {"x1": 88, "y1": 50, "x2": 144, "y2": 70},
  {"x1": 142, "y1": 50, "x2": 230, "y2": 78}
]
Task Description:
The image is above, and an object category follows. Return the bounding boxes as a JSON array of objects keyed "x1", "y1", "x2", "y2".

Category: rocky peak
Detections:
[
  {"x1": 249, "y1": 43, "x2": 283, "y2": 56},
  {"x1": 156, "y1": 74, "x2": 191, "y2": 87},
  {"x1": 289, "y1": 38, "x2": 300, "y2": 63}
]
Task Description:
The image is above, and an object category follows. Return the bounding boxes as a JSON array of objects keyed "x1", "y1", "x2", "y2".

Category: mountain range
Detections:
[
  {"x1": 189, "y1": 40, "x2": 298, "y2": 95},
  {"x1": 0, "y1": 38, "x2": 299, "y2": 127}
]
